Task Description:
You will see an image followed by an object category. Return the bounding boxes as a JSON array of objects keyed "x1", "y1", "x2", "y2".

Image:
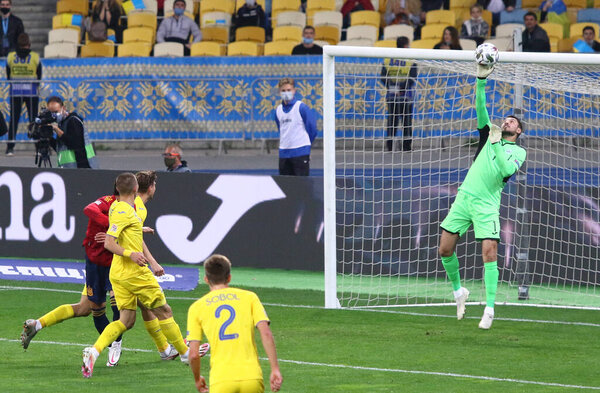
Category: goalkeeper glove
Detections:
[
  {"x1": 477, "y1": 63, "x2": 495, "y2": 79},
  {"x1": 489, "y1": 124, "x2": 502, "y2": 144}
]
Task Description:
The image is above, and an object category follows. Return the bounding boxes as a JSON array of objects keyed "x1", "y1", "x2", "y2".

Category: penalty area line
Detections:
[{"x1": 2, "y1": 337, "x2": 599, "y2": 390}]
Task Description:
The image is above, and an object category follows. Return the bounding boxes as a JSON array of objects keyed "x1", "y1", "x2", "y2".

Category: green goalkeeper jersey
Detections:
[{"x1": 458, "y1": 78, "x2": 527, "y2": 207}]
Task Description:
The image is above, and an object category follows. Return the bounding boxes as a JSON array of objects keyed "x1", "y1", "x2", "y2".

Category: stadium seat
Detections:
[
  {"x1": 577, "y1": 9, "x2": 600, "y2": 24},
  {"x1": 374, "y1": 39, "x2": 396, "y2": 47},
  {"x1": 350, "y1": 10, "x2": 381, "y2": 28},
  {"x1": 276, "y1": 11, "x2": 306, "y2": 28},
  {"x1": 520, "y1": 0, "x2": 543, "y2": 7},
  {"x1": 449, "y1": 0, "x2": 476, "y2": 9},
  {"x1": 272, "y1": 0, "x2": 302, "y2": 27},
  {"x1": 81, "y1": 41, "x2": 115, "y2": 57},
  {"x1": 154, "y1": 42, "x2": 184, "y2": 56},
  {"x1": 117, "y1": 42, "x2": 152, "y2": 57},
  {"x1": 313, "y1": 11, "x2": 343, "y2": 30},
  {"x1": 200, "y1": 0, "x2": 235, "y2": 14},
  {"x1": 227, "y1": 40, "x2": 260, "y2": 56},
  {"x1": 235, "y1": 0, "x2": 266, "y2": 11},
  {"x1": 314, "y1": 25, "x2": 340, "y2": 44},
  {"x1": 164, "y1": 0, "x2": 194, "y2": 16},
  {"x1": 201, "y1": 12, "x2": 232, "y2": 28},
  {"x1": 557, "y1": 36, "x2": 577, "y2": 52},
  {"x1": 44, "y1": 42, "x2": 78, "y2": 58},
  {"x1": 123, "y1": 27, "x2": 155, "y2": 44},
  {"x1": 495, "y1": 23, "x2": 524, "y2": 38},
  {"x1": 57, "y1": 0, "x2": 88, "y2": 16},
  {"x1": 459, "y1": 38, "x2": 477, "y2": 50},
  {"x1": 48, "y1": 28, "x2": 80, "y2": 44},
  {"x1": 306, "y1": 0, "x2": 335, "y2": 24},
  {"x1": 563, "y1": 0, "x2": 586, "y2": 8},
  {"x1": 484, "y1": 37, "x2": 512, "y2": 50},
  {"x1": 595, "y1": 0, "x2": 600, "y2": 8},
  {"x1": 264, "y1": 40, "x2": 297, "y2": 55},
  {"x1": 540, "y1": 22, "x2": 563, "y2": 40},
  {"x1": 421, "y1": 23, "x2": 447, "y2": 40},
  {"x1": 52, "y1": 14, "x2": 82, "y2": 31},
  {"x1": 570, "y1": 22, "x2": 600, "y2": 38},
  {"x1": 235, "y1": 26, "x2": 266, "y2": 43},
  {"x1": 125, "y1": 0, "x2": 158, "y2": 15},
  {"x1": 425, "y1": 10, "x2": 456, "y2": 26},
  {"x1": 549, "y1": 36, "x2": 559, "y2": 52},
  {"x1": 314, "y1": 39, "x2": 330, "y2": 47},
  {"x1": 191, "y1": 41, "x2": 226, "y2": 56},
  {"x1": 499, "y1": 9, "x2": 528, "y2": 25},
  {"x1": 127, "y1": 11, "x2": 158, "y2": 32},
  {"x1": 346, "y1": 25, "x2": 378, "y2": 42},
  {"x1": 273, "y1": 26, "x2": 302, "y2": 42},
  {"x1": 383, "y1": 24, "x2": 414, "y2": 41},
  {"x1": 409, "y1": 38, "x2": 438, "y2": 49},
  {"x1": 201, "y1": 26, "x2": 229, "y2": 43},
  {"x1": 338, "y1": 38, "x2": 374, "y2": 46}
]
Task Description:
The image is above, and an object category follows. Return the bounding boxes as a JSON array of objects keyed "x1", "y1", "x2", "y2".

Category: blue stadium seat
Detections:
[
  {"x1": 499, "y1": 9, "x2": 529, "y2": 25},
  {"x1": 577, "y1": 8, "x2": 600, "y2": 24}
]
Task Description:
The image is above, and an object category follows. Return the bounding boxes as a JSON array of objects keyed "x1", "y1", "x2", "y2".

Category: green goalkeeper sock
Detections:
[
  {"x1": 441, "y1": 253, "x2": 461, "y2": 291},
  {"x1": 484, "y1": 261, "x2": 499, "y2": 308}
]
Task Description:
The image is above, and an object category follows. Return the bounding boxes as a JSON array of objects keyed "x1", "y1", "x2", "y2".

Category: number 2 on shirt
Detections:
[{"x1": 215, "y1": 304, "x2": 239, "y2": 340}]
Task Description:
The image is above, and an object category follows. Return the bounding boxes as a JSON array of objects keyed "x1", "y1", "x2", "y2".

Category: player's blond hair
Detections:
[
  {"x1": 204, "y1": 254, "x2": 232, "y2": 284},
  {"x1": 115, "y1": 172, "x2": 137, "y2": 195},
  {"x1": 278, "y1": 77, "x2": 295, "y2": 89}
]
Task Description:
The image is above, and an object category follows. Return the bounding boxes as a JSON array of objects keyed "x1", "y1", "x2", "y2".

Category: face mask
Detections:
[
  {"x1": 0, "y1": 7, "x2": 9, "y2": 15},
  {"x1": 53, "y1": 112, "x2": 63, "y2": 122},
  {"x1": 280, "y1": 91, "x2": 294, "y2": 102},
  {"x1": 164, "y1": 157, "x2": 176, "y2": 168},
  {"x1": 173, "y1": 7, "x2": 184, "y2": 15},
  {"x1": 303, "y1": 37, "x2": 314, "y2": 45},
  {"x1": 246, "y1": 0, "x2": 256, "y2": 5}
]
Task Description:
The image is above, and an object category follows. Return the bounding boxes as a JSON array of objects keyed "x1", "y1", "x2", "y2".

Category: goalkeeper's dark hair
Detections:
[
  {"x1": 508, "y1": 115, "x2": 524, "y2": 134},
  {"x1": 204, "y1": 254, "x2": 231, "y2": 285}
]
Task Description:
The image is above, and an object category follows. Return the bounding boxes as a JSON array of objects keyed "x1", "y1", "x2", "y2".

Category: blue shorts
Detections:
[{"x1": 85, "y1": 256, "x2": 112, "y2": 305}]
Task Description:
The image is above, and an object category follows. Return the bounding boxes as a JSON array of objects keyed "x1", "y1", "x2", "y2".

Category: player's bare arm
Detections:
[
  {"x1": 257, "y1": 321, "x2": 283, "y2": 392},
  {"x1": 142, "y1": 241, "x2": 164, "y2": 276}
]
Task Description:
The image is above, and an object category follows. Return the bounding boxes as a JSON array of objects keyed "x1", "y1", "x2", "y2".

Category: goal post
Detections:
[{"x1": 323, "y1": 46, "x2": 600, "y2": 310}]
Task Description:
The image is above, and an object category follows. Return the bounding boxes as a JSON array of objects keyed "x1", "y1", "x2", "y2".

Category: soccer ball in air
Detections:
[{"x1": 475, "y1": 43, "x2": 499, "y2": 66}]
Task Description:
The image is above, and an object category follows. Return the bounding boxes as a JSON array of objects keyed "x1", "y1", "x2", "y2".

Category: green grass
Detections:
[{"x1": 1, "y1": 270, "x2": 600, "y2": 393}]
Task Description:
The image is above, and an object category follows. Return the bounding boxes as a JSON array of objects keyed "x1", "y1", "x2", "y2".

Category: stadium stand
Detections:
[
  {"x1": 191, "y1": 41, "x2": 226, "y2": 56},
  {"x1": 425, "y1": 10, "x2": 456, "y2": 26},
  {"x1": 264, "y1": 40, "x2": 297, "y2": 55},
  {"x1": 521, "y1": 0, "x2": 543, "y2": 8},
  {"x1": 44, "y1": 43, "x2": 78, "y2": 58},
  {"x1": 200, "y1": 0, "x2": 235, "y2": 14},
  {"x1": 48, "y1": 28, "x2": 80, "y2": 45},
  {"x1": 117, "y1": 42, "x2": 152, "y2": 57},
  {"x1": 123, "y1": 27, "x2": 155, "y2": 44},
  {"x1": 201, "y1": 12, "x2": 233, "y2": 28},
  {"x1": 346, "y1": 25, "x2": 378, "y2": 42},
  {"x1": 235, "y1": 26, "x2": 266, "y2": 43},
  {"x1": 56, "y1": 0, "x2": 89, "y2": 16},
  {"x1": 272, "y1": 0, "x2": 302, "y2": 27},
  {"x1": 495, "y1": 23, "x2": 524, "y2": 37},
  {"x1": 350, "y1": 10, "x2": 381, "y2": 28},
  {"x1": 128, "y1": 11, "x2": 158, "y2": 32},
  {"x1": 449, "y1": 0, "x2": 477, "y2": 9},
  {"x1": 306, "y1": 0, "x2": 336, "y2": 24},
  {"x1": 154, "y1": 42, "x2": 185, "y2": 56},
  {"x1": 540, "y1": 22, "x2": 564, "y2": 40},
  {"x1": 201, "y1": 26, "x2": 230, "y2": 43},
  {"x1": 273, "y1": 26, "x2": 303, "y2": 41},
  {"x1": 313, "y1": 11, "x2": 343, "y2": 30},
  {"x1": 410, "y1": 38, "x2": 438, "y2": 48},
  {"x1": 275, "y1": 11, "x2": 306, "y2": 28},
  {"x1": 563, "y1": 0, "x2": 587, "y2": 8},
  {"x1": 314, "y1": 25, "x2": 341, "y2": 44},
  {"x1": 227, "y1": 40, "x2": 261, "y2": 56},
  {"x1": 499, "y1": 9, "x2": 529, "y2": 24},
  {"x1": 383, "y1": 24, "x2": 414, "y2": 41},
  {"x1": 577, "y1": 8, "x2": 600, "y2": 23},
  {"x1": 570, "y1": 21, "x2": 600, "y2": 37},
  {"x1": 81, "y1": 41, "x2": 116, "y2": 57},
  {"x1": 421, "y1": 23, "x2": 448, "y2": 39}
]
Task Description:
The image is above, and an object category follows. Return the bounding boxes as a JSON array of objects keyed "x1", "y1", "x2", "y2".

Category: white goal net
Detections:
[{"x1": 323, "y1": 47, "x2": 600, "y2": 310}]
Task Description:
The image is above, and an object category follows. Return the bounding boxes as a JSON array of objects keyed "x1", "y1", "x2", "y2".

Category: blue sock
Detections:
[{"x1": 91, "y1": 307, "x2": 110, "y2": 335}]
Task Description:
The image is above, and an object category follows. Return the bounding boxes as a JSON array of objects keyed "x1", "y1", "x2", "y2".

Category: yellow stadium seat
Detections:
[
  {"x1": 540, "y1": 22, "x2": 563, "y2": 40},
  {"x1": 570, "y1": 22, "x2": 600, "y2": 38},
  {"x1": 314, "y1": 25, "x2": 340, "y2": 44},
  {"x1": 558, "y1": 37, "x2": 577, "y2": 52},
  {"x1": 154, "y1": 42, "x2": 184, "y2": 56},
  {"x1": 264, "y1": 40, "x2": 298, "y2": 55},
  {"x1": 421, "y1": 23, "x2": 448, "y2": 39},
  {"x1": 383, "y1": 24, "x2": 414, "y2": 41},
  {"x1": 236, "y1": 0, "x2": 266, "y2": 11},
  {"x1": 549, "y1": 36, "x2": 559, "y2": 52},
  {"x1": 521, "y1": 0, "x2": 542, "y2": 8},
  {"x1": 276, "y1": 11, "x2": 306, "y2": 28},
  {"x1": 123, "y1": 26, "x2": 155, "y2": 44},
  {"x1": 127, "y1": 11, "x2": 157, "y2": 31},
  {"x1": 449, "y1": 0, "x2": 475, "y2": 9},
  {"x1": 44, "y1": 43, "x2": 78, "y2": 58},
  {"x1": 200, "y1": 0, "x2": 235, "y2": 14},
  {"x1": 347, "y1": 25, "x2": 378, "y2": 42},
  {"x1": 191, "y1": 41, "x2": 226, "y2": 56},
  {"x1": 595, "y1": 0, "x2": 600, "y2": 7},
  {"x1": 227, "y1": 40, "x2": 260, "y2": 56},
  {"x1": 563, "y1": 0, "x2": 586, "y2": 8},
  {"x1": 272, "y1": 0, "x2": 300, "y2": 12},
  {"x1": 57, "y1": 0, "x2": 88, "y2": 16},
  {"x1": 164, "y1": 0, "x2": 194, "y2": 16},
  {"x1": 48, "y1": 28, "x2": 80, "y2": 44},
  {"x1": 350, "y1": 10, "x2": 380, "y2": 28},
  {"x1": 201, "y1": 26, "x2": 229, "y2": 43},
  {"x1": 81, "y1": 42, "x2": 115, "y2": 57},
  {"x1": 307, "y1": 0, "x2": 334, "y2": 11},
  {"x1": 374, "y1": 39, "x2": 396, "y2": 47},
  {"x1": 52, "y1": 14, "x2": 82, "y2": 31},
  {"x1": 273, "y1": 26, "x2": 303, "y2": 42},
  {"x1": 425, "y1": 10, "x2": 456, "y2": 26},
  {"x1": 409, "y1": 38, "x2": 438, "y2": 49},
  {"x1": 117, "y1": 42, "x2": 152, "y2": 57},
  {"x1": 201, "y1": 12, "x2": 232, "y2": 28},
  {"x1": 235, "y1": 26, "x2": 266, "y2": 43}
]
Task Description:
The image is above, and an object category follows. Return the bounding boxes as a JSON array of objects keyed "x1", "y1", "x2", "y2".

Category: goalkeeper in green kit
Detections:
[{"x1": 438, "y1": 62, "x2": 526, "y2": 329}]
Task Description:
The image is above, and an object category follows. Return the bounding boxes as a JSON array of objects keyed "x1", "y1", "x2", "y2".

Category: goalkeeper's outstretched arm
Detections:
[{"x1": 473, "y1": 65, "x2": 495, "y2": 159}]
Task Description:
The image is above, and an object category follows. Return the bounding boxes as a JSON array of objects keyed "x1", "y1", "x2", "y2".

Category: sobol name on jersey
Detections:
[{"x1": 205, "y1": 292, "x2": 240, "y2": 305}]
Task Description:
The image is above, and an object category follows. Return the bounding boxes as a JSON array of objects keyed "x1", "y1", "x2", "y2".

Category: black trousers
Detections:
[
  {"x1": 8, "y1": 95, "x2": 38, "y2": 151},
  {"x1": 386, "y1": 99, "x2": 413, "y2": 151},
  {"x1": 279, "y1": 155, "x2": 310, "y2": 176}
]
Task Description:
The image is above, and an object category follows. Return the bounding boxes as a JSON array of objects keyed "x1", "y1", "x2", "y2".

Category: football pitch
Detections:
[{"x1": 1, "y1": 267, "x2": 599, "y2": 393}]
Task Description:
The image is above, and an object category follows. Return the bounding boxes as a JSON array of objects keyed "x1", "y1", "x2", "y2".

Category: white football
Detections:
[{"x1": 475, "y1": 43, "x2": 499, "y2": 66}]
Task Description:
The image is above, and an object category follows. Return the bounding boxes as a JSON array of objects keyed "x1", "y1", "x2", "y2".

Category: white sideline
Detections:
[
  {"x1": 2, "y1": 285, "x2": 600, "y2": 328},
  {"x1": 1, "y1": 337, "x2": 599, "y2": 390}
]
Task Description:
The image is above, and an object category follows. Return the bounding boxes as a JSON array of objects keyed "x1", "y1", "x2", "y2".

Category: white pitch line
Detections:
[
  {"x1": 1, "y1": 337, "x2": 599, "y2": 390},
  {"x1": 2, "y1": 285, "x2": 600, "y2": 328}
]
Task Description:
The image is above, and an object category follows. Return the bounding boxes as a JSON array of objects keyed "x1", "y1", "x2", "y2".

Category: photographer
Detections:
[{"x1": 47, "y1": 96, "x2": 98, "y2": 169}]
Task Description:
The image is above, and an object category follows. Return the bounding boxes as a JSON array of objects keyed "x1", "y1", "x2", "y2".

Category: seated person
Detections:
[
  {"x1": 434, "y1": 26, "x2": 462, "y2": 49},
  {"x1": 460, "y1": 4, "x2": 489, "y2": 46},
  {"x1": 384, "y1": 0, "x2": 421, "y2": 27},
  {"x1": 575, "y1": 25, "x2": 600, "y2": 52},
  {"x1": 341, "y1": 0, "x2": 374, "y2": 28},
  {"x1": 156, "y1": 0, "x2": 201, "y2": 55},
  {"x1": 540, "y1": 0, "x2": 569, "y2": 38},
  {"x1": 292, "y1": 26, "x2": 323, "y2": 55},
  {"x1": 234, "y1": 0, "x2": 266, "y2": 30},
  {"x1": 522, "y1": 11, "x2": 550, "y2": 52},
  {"x1": 89, "y1": 0, "x2": 123, "y2": 42}
]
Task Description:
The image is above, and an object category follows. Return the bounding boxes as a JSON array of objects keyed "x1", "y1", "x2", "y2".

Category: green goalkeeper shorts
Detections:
[{"x1": 440, "y1": 191, "x2": 500, "y2": 241}]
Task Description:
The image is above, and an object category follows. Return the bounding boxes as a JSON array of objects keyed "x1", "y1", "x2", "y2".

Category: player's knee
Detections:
[
  {"x1": 439, "y1": 244, "x2": 453, "y2": 258},
  {"x1": 73, "y1": 302, "x2": 92, "y2": 317}
]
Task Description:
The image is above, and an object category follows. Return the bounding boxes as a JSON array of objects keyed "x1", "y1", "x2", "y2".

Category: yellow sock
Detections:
[
  {"x1": 158, "y1": 317, "x2": 187, "y2": 355},
  {"x1": 93, "y1": 320, "x2": 127, "y2": 354},
  {"x1": 144, "y1": 318, "x2": 169, "y2": 353},
  {"x1": 39, "y1": 304, "x2": 75, "y2": 328}
]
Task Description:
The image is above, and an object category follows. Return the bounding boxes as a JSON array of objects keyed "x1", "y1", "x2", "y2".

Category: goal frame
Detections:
[{"x1": 322, "y1": 46, "x2": 600, "y2": 309}]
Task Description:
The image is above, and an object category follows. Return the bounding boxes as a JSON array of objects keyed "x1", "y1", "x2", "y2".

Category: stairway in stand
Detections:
[{"x1": 10, "y1": 0, "x2": 56, "y2": 56}]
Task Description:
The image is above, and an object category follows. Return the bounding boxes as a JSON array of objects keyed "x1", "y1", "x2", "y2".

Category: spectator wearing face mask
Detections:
[
  {"x1": 0, "y1": 0, "x2": 24, "y2": 57},
  {"x1": 292, "y1": 26, "x2": 323, "y2": 55},
  {"x1": 234, "y1": 0, "x2": 266, "y2": 31},
  {"x1": 273, "y1": 77, "x2": 318, "y2": 176},
  {"x1": 156, "y1": 0, "x2": 201, "y2": 56}
]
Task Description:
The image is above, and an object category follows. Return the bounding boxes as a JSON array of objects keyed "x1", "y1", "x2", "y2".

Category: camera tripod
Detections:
[{"x1": 34, "y1": 141, "x2": 52, "y2": 168}]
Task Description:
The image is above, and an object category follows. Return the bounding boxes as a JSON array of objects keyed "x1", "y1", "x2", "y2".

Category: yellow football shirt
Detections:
[
  {"x1": 106, "y1": 200, "x2": 144, "y2": 279},
  {"x1": 187, "y1": 287, "x2": 269, "y2": 385},
  {"x1": 134, "y1": 195, "x2": 147, "y2": 224}
]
